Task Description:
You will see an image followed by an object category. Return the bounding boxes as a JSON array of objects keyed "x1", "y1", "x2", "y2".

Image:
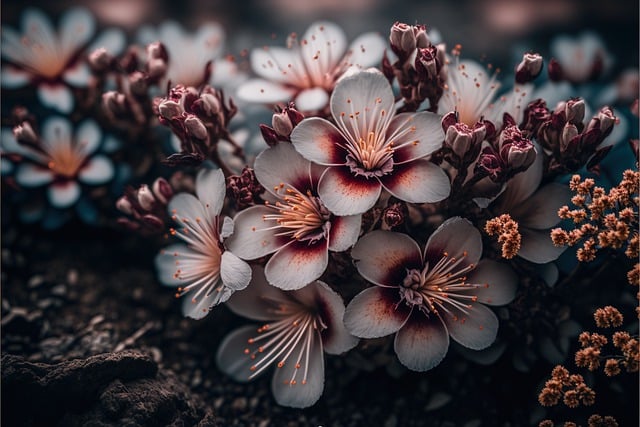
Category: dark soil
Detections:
[{"x1": 1, "y1": 223, "x2": 637, "y2": 426}]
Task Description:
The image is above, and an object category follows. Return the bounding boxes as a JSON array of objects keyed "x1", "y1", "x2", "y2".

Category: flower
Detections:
[
  {"x1": 237, "y1": 21, "x2": 386, "y2": 111},
  {"x1": 343, "y1": 217, "x2": 517, "y2": 371},
  {"x1": 138, "y1": 21, "x2": 245, "y2": 91},
  {"x1": 216, "y1": 266, "x2": 358, "y2": 408},
  {"x1": 155, "y1": 168, "x2": 251, "y2": 319},
  {"x1": 490, "y1": 143, "x2": 571, "y2": 264},
  {"x1": 225, "y1": 142, "x2": 361, "y2": 290},
  {"x1": 290, "y1": 69, "x2": 450, "y2": 216},
  {"x1": 10, "y1": 117, "x2": 114, "y2": 209},
  {"x1": 549, "y1": 32, "x2": 612, "y2": 84},
  {"x1": 438, "y1": 59, "x2": 532, "y2": 128},
  {"x1": 1, "y1": 8, "x2": 125, "y2": 113}
]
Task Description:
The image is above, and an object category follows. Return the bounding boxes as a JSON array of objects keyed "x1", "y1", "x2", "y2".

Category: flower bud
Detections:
[
  {"x1": 259, "y1": 124, "x2": 280, "y2": 147},
  {"x1": 147, "y1": 41, "x2": 168, "y2": 61},
  {"x1": 88, "y1": 47, "x2": 113, "y2": 73},
  {"x1": 158, "y1": 100, "x2": 183, "y2": 120},
  {"x1": 272, "y1": 110, "x2": 294, "y2": 137},
  {"x1": 197, "y1": 93, "x2": 221, "y2": 117},
  {"x1": 147, "y1": 58, "x2": 167, "y2": 81},
  {"x1": 561, "y1": 123, "x2": 579, "y2": 151},
  {"x1": 588, "y1": 107, "x2": 616, "y2": 135},
  {"x1": 184, "y1": 115, "x2": 208, "y2": 140},
  {"x1": 475, "y1": 148, "x2": 503, "y2": 181},
  {"x1": 116, "y1": 196, "x2": 134, "y2": 216},
  {"x1": 103, "y1": 91, "x2": 128, "y2": 116},
  {"x1": 515, "y1": 53, "x2": 543, "y2": 84},
  {"x1": 152, "y1": 177, "x2": 173, "y2": 205},
  {"x1": 390, "y1": 22, "x2": 417, "y2": 56},
  {"x1": 564, "y1": 98, "x2": 585, "y2": 125},
  {"x1": 129, "y1": 71, "x2": 148, "y2": 97},
  {"x1": 13, "y1": 122, "x2": 38, "y2": 145},
  {"x1": 498, "y1": 126, "x2": 536, "y2": 171},
  {"x1": 137, "y1": 184, "x2": 156, "y2": 211},
  {"x1": 382, "y1": 201, "x2": 407, "y2": 229}
]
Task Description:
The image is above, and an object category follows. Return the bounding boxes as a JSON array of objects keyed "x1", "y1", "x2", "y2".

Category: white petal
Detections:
[
  {"x1": 237, "y1": 79, "x2": 295, "y2": 104},
  {"x1": 254, "y1": 142, "x2": 315, "y2": 196},
  {"x1": 22, "y1": 9, "x2": 56, "y2": 52},
  {"x1": 389, "y1": 112, "x2": 445, "y2": 163},
  {"x1": 1, "y1": 65, "x2": 31, "y2": 88},
  {"x1": 518, "y1": 227, "x2": 567, "y2": 264},
  {"x1": 317, "y1": 167, "x2": 381, "y2": 216},
  {"x1": 308, "y1": 281, "x2": 358, "y2": 354},
  {"x1": 220, "y1": 216, "x2": 234, "y2": 239},
  {"x1": 511, "y1": 183, "x2": 570, "y2": 230},
  {"x1": 37, "y1": 84, "x2": 74, "y2": 113},
  {"x1": 75, "y1": 120, "x2": 102, "y2": 155},
  {"x1": 216, "y1": 325, "x2": 261, "y2": 382},
  {"x1": 182, "y1": 290, "x2": 221, "y2": 319},
  {"x1": 300, "y1": 21, "x2": 347, "y2": 77},
  {"x1": 225, "y1": 265, "x2": 287, "y2": 321},
  {"x1": 15, "y1": 164, "x2": 54, "y2": 187},
  {"x1": 250, "y1": 47, "x2": 303, "y2": 83},
  {"x1": 48, "y1": 181, "x2": 81, "y2": 208},
  {"x1": 329, "y1": 69, "x2": 395, "y2": 138},
  {"x1": 63, "y1": 62, "x2": 91, "y2": 87},
  {"x1": 344, "y1": 286, "x2": 411, "y2": 339},
  {"x1": 343, "y1": 32, "x2": 386, "y2": 68},
  {"x1": 59, "y1": 8, "x2": 95, "y2": 56},
  {"x1": 328, "y1": 214, "x2": 361, "y2": 252},
  {"x1": 294, "y1": 88, "x2": 329, "y2": 111},
  {"x1": 78, "y1": 155, "x2": 114, "y2": 184},
  {"x1": 195, "y1": 22, "x2": 225, "y2": 58},
  {"x1": 155, "y1": 243, "x2": 192, "y2": 286},
  {"x1": 220, "y1": 251, "x2": 252, "y2": 292},
  {"x1": 42, "y1": 116, "x2": 73, "y2": 146},
  {"x1": 88, "y1": 28, "x2": 126, "y2": 55},
  {"x1": 225, "y1": 205, "x2": 286, "y2": 260},
  {"x1": 380, "y1": 160, "x2": 451, "y2": 204},
  {"x1": 291, "y1": 117, "x2": 345, "y2": 166},
  {"x1": 264, "y1": 241, "x2": 328, "y2": 290},
  {"x1": 466, "y1": 259, "x2": 518, "y2": 306},
  {"x1": 424, "y1": 217, "x2": 483, "y2": 268},
  {"x1": 271, "y1": 330, "x2": 324, "y2": 408},
  {"x1": 196, "y1": 168, "x2": 226, "y2": 217},
  {"x1": 351, "y1": 230, "x2": 422, "y2": 287},
  {"x1": 442, "y1": 304, "x2": 498, "y2": 350},
  {"x1": 394, "y1": 311, "x2": 450, "y2": 371}
]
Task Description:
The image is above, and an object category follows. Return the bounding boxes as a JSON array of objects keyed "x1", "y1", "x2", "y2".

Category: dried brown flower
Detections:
[
  {"x1": 593, "y1": 306, "x2": 624, "y2": 328},
  {"x1": 485, "y1": 214, "x2": 522, "y2": 259}
]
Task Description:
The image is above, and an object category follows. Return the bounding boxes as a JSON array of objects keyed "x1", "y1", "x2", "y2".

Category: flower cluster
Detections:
[{"x1": 1, "y1": 6, "x2": 637, "y2": 417}]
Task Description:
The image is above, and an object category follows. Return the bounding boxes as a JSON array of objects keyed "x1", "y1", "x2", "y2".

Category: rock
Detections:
[{"x1": 1, "y1": 350, "x2": 216, "y2": 426}]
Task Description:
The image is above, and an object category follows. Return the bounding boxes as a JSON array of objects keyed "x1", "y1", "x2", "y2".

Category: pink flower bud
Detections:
[
  {"x1": 152, "y1": 177, "x2": 173, "y2": 205},
  {"x1": 184, "y1": 115, "x2": 208, "y2": 140},
  {"x1": 137, "y1": 184, "x2": 156, "y2": 211},
  {"x1": 515, "y1": 53, "x2": 543, "y2": 84},
  {"x1": 116, "y1": 196, "x2": 134, "y2": 215},
  {"x1": 158, "y1": 100, "x2": 183, "y2": 120},
  {"x1": 88, "y1": 47, "x2": 112, "y2": 72},
  {"x1": 390, "y1": 22, "x2": 417, "y2": 55},
  {"x1": 13, "y1": 122, "x2": 38, "y2": 144},
  {"x1": 561, "y1": 123, "x2": 579, "y2": 151},
  {"x1": 564, "y1": 98, "x2": 585, "y2": 124}
]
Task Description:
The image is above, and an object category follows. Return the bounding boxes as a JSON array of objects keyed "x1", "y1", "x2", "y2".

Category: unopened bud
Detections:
[
  {"x1": 561, "y1": 123, "x2": 579, "y2": 152},
  {"x1": 152, "y1": 177, "x2": 173, "y2": 205},
  {"x1": 116, "y1": 196, "x2": 134, "y2": 215},
  {"x1": 589, "y1": 107, "x2": 616, "y2": 135},
  {"x1": 147, "y1": 42, "x2": 168, "y2": 61},
  {"x1": 382, "y1": 201, "x2": 407, "y2": 229},
  {"x1": 13, "y1": 122, "x2": 38, "y2": 144},
  {"x1": 564, "y1": 98, "x2": 585, "y2": 124},
  {"x1": 129, "y1": 71, "x2": 148, "y2": 97},
  {"x1": 548, "y1": 58, "x2": 563, "y2": 82},
  {"x1": 137, "y1": 184, "x2": 156, "y2": 211},
  {"x1": 158, "y1": 100, "x2": 183, "y2": 120},
  {"x1": 88, "y1": 47, "x2": 113, "y2": 73},
  {"x1": 259, "y1": 124, "x2": 280, "y2": 147},
  {"x1": 184, "y1": 115, "x2": 208, "y2": 140},
  {"x1": 499, "y1": 126, "x2": 536, "y2": 171},
  {"x1": 390, "y1": 22, "x2": 417, "y2": 56},
  {"x1": 147, "y1": 58, "x2": 167, "y2": 81},
  {"x1": 515, "y1": 53, "x2": 543, "y2": 84},
  {"x1": 272, "y1": 111, "x2": 294, "y2": 137},
  {"x1": 197, "y1": 93, "x2": 222, "y2": 117},
  {"x1": 103, "y1": 91, "x2": 127, "y2": 115}
]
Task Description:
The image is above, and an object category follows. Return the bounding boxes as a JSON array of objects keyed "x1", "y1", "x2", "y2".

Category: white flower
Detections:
[
  {"x1": 237, "y1": 21, "x2": 386, "y2": 111},
  {"x1": 155, "y1": 168, "x2": 251, "y2": 319},
  {"x1": 291, "y1": 69, "x2": 450, "y2": 216},
  {"x1": 226, "y1": 142, "x2": 361, "y2": 290},
  {"x1": 344, "y1": 217, "x2": 517, "y2": 371},
  {"x1": 438, "y1": 59, "x2": 532, "y2": 127},
  {"x1": 138, "y1": 21, "x2": 245, "y2": 91},
  {"x1": 550, "y1": 32, "x2": 613, "y2": 84},
  {"x1": 1, "y1": 8, "x2": 125, "y2": 113},
  {"x1": 217, "y1": 266, "x2": 358, "y2": 408},
  {"x1": 9, "y1": 117, "x2": 114, "y2": 208}
]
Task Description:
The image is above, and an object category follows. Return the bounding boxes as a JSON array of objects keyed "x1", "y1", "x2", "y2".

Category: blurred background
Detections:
[{"x1": 2, "y1": 0, "x2": 639, "y2": 74}]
